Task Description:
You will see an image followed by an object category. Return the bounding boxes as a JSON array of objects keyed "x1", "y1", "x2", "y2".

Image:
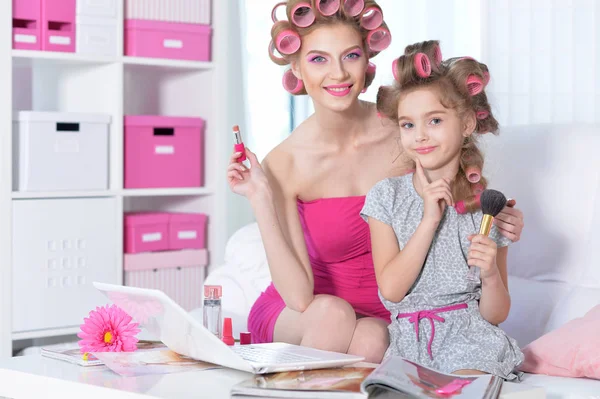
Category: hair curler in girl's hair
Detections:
[
  {"x1": 454, "y1": 192, "x2": 482, "y2": 215},
  {"x1": 466, "y1": 75, "x2": 484, "y2": 96},
  {"x1": 482, "y1": 71, "x2": 490, "y2": 86},
  {"x1": 317, "y1": 0, "x2": 341, "y2": 16},
  {"x1": 273, "y1": 26, "x2": 301, "y2": 55},
  {"x1": 360, "y1": 6, "x2": 384, "y2": 30},
  {"x1": 290, "y1": 2, "x2": 316, "y2": 28},
  {"x1": 271, "y1": 1, "x2": 287, "y2": 23},
  {"x1": 434, "y1": 44, "x2": 443, "y2": 66},
  {"x1": 464, "y1": 166, "x2": 482, "y2": 184},
  {"x1": 476, "y1": 110, "x2": 489, "y2": 120},
  {"x1": 343, "y1": 0, "x2": 365, "y2": 16},
  {"x1": 366, "y1": 27, "x2": 391, "y2": 52},
  {"x1": 414, "y1": 53, "x2": 432, "y2": 78},
  {"x1": 282, "y1": 69, "x2": 304, "y2": 94},
  {"x1": 472, "y1": 183, "x2": 484, "y2": 195}
]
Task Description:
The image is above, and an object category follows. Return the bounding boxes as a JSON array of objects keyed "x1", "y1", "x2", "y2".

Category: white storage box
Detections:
[
  {"x1": 76, "y1": 0, "x2": 118, "y2": 18},
  {"x1": 12, "y1": 197, "x2": 119, "y2": 333},
  {"x1": 125, "y1": 0, "x2": 212, "y2": 24},
  {"x1": 12, "y1": 111, "x2": 110, "y2": 192},
  {"x1": 76, "y1": 15, "x2": 118, "y2": 56}
]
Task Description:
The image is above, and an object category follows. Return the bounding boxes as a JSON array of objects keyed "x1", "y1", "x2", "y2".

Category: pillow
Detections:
[
  {"x1": 543, "y1": 286, "x2": 600, "y2": 335},
  {"x1": 519, "y1": 305, "x2": 600, "y2": 379}
]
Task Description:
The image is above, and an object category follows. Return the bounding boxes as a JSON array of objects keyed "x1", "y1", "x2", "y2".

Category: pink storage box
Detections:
[
  {"x1": 125, "y1": 212, "x2": 170, "y2": 254},
  {"x1": 42, "y1": 0, "x2": 76, "y2": 52},
  {"x1": 12, "y1": 0, "x2": 41, "y2": 50},
  {"x1": 169, "y1": 213, "x2": 208, "y2": 250},
  {"x1": 124, "y1": 115, "x2": 204, "y2": 189},
  {"x1": 124, "y1": 19, "x2": 212, "y2": 61},
  {"x1": 124, "y1": 249, "x2": 208, "y2": 311}
]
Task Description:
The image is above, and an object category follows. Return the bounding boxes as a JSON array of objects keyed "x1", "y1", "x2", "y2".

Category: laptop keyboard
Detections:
[{"x1": 232, "y1": 345, "x2": 318, "y2": 364}]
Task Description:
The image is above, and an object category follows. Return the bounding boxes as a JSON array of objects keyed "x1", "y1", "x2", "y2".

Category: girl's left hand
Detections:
[
  {"x1": 467, "y1": 234, "x2": 498, "y2": 279},
  {"x1": 494, "y1": 199, "x2": 524, "y2": 242}
]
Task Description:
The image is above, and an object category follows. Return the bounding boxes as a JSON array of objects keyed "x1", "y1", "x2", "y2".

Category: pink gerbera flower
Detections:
[{"x1": 78, "y1": 304, "x2": 141, "y2": 354}]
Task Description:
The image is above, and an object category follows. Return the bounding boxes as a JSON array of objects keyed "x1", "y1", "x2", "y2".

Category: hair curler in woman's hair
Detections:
[
  {"x1": 343, "y1": 0, "x2": 365, "y2": 16},
  {"x1": 360, "y1": 6, "x2": 384, "y2": 30},
  {"x1": 414, "y1": 53, "x2": 432, "y2": 78},
  {"x1": 317, "y1": 0, "x2": 341, "y2": 16},
  {"x1": 392, "y1": 58, "x2": 399, "y2": 81},
  {"x1": 282, "y1": 69, "x2": 304, "y2": 94},
  {"x1": 466, "y1": 74, "x2": 484, "y2": 96},
  {"x1": 271, "y1": 1, "x2": 287, "y2": 23},
  {"x1": 476, "y1": 110, "x2": 489, "y2": 120},
  {"x1": 269, "y1": 40, "x2": 288, "y2": 66},
  {"x1": 290, "y1": 2, "x2": 316, "y2": 28},
  {"x1": 362, "y1": 62, "x2": 376, "y2": 93},
  {"x1": 273, "y1": 25, "x2": 301, "y2": 55},
  {"x1": 367, "y1": 61, "x2": 376, "y2": 74},
  {"x1": 464, "y1": 166, "x2": 482, "y2": 184},
  {"x1": 366, "y1": 27, "x2": 391, "y2": 52}
]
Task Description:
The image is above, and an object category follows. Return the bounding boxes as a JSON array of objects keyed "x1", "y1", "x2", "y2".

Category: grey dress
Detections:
[{"x1": 360, "y1": 174, "x2": 524, "y2": 380}]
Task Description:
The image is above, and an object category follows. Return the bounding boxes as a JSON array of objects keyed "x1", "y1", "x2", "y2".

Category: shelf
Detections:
[
  {"x1": 123, "y1": 56, "x2": 214, "y2": 70},
  {"x1": 12, "y1": 50, "x2": 118, "y2": 66},
  {"x1": 12, "y1": 326, "x2": 80, "y2": 341},
  {"x1": 12, "y1": 191, "x2": 117, "y2": 199},
  {"x1": 121, "y1": 187, "x2": 213, "y2": 197}
]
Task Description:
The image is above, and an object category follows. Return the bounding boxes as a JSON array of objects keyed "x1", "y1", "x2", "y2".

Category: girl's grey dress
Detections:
[{"x1": 360, "y1": 174, "x2": 524, "y2": 380}]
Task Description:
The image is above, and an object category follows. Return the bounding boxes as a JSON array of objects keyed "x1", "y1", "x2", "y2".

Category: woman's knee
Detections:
[
  {"x1": 305, "y1": 295, "x2": 356, "y2": 327},
  {"x1": 347, "y1": 318, "x2": 389, "y2": 363}
]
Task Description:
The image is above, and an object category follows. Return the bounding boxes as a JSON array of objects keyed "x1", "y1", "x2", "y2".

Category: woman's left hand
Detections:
[
  {"x1": 494, "y1": 199, "x2": 524, "y2": 242},
  {"x1": 467, "y1": 234, "x2": 498, "y2": 280}
]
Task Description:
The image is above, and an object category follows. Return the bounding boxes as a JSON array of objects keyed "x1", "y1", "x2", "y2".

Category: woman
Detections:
[{"x1": 227, "y1": 0, "x2": 524, "y2": 363}]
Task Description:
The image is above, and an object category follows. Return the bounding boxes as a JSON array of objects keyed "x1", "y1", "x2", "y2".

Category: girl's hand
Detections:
[
  {"x1": 227, "y1": 148, "x2": 270, "y2": 201},
  {"x1": 467, "y1": 234, "x2": 498, "y2": 279},
  {"x1": 415, "y1": 159, "x2": 454, "y2": 225},
  {"x1": 494, "y1": 198, "x2": 524, "y2": 242}
]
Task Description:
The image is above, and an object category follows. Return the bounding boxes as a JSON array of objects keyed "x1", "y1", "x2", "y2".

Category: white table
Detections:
[{"x1": 0, "y1": 355, "x2": 546, "y2": 399}]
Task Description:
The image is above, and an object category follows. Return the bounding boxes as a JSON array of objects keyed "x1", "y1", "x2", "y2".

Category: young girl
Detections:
[{"x1": 360, "y1": 41, "x2": 524, "y2": 379}]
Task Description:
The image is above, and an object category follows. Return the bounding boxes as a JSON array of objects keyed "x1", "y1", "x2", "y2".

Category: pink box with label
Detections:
[
  {"x1": 169, "y1": 213, "x2": 208, "y2": 250},
  {"x1": 42, "y1": 0, "x2": 76, "y2": 52},
  {"x1": 12, "y1": 0, "x2": 41, "y2": 50},
  {"x1": 124, "y1": 19, "x2": 212, "y2": 61},
  {"x1": 124, "y1": 115, "x2": 204, "y2": 189},
  {"x1": 125, "y1": 212, "x2": 170, "y2": 254}
]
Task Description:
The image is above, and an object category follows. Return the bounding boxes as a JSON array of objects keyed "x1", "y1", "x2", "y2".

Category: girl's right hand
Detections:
[
  {"x1": 415, "y1": 159, "x2": 454, "y2": 225},
  {"x1": 227, "y1": 148, "x2": 270, "y2": 201}
]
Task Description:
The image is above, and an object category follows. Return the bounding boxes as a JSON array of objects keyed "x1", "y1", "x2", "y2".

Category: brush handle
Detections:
[{"x1": 466, "y1": 265, "x2": 480, "y2": 282}]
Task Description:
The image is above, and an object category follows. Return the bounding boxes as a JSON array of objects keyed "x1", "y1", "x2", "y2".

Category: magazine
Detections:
[{"x1": 231, "y1": 356, "x2": 504, "y2": 399}]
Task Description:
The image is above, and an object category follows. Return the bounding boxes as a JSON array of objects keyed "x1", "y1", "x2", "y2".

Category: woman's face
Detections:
[{"x1": 292, "y1": 23, "x2": 367, "y2": 112}]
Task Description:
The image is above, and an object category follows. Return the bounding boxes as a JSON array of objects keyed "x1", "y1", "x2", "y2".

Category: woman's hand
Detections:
[
  {"x1": 227, "y1": 148, "x2": 270, "y2": 202},
  {"x1": 494, "y1": 199, "x2": 524, "y2": 242},
  {"x1": 415, "y1": 159, "x2": 454, "y2": 226},
  {"x1": 467, "y1": 234, "x2": 499, "y2": 279}
]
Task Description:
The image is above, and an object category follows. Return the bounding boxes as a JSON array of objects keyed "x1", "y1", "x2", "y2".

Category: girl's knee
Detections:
[{"x1": 348, "y1": 319, "x2": 389, "y2": 363}]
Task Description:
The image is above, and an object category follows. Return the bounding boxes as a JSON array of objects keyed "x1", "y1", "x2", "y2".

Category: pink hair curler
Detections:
[
  {"x1": 291, "y1": 2, "x2": 315, "y2": 28},
  {"x1": 269, "y1": 40, "x2": 287, "y2": 64},
  {"x1": 476, "y1": 110, "x2": 489, "y2": 120},
  {"x1": 360, "y1": 7, "x2": 383, "y2": 30},
  {"x1": 434, "y1": 44, "x2": 443, "y2": 65},
  {"x1": 392, "y1": 58, "x2": 399, "y2": 81},
  {"x1": 282, "y1": 69, "x2": 304, "y2": 94},
  {"x1": 367, "y1": 61, "x2": 376, "y2": 74},
  {"x1": 483, "y1": 71, "x2": 490, "y2": 85},
  {"x1": 271, "y1": 2, "x2": 287, "y2": 23},
  {"x1": 275, "y1": 29, "x2": 301, "y2": 55},
  {"x1": 343, "y1": 0, "x2": 365, "y2": 17},
  {"x1": 366, "y1": 28, "x2": 391, "y2": 52},
  {"x1": 414, "y1": 53, "x2": 431, "y2": 78},
  {"x1": 455, "y1": 192, "x2": 482, "y2": 215},
  {"x1": 317, "y1": 0, "x2": 340, "y2": 16},
  {"x1": 472, "y1": 183, "x2": 484, "y2": 195},
  {"x1": 466, "y1": 74, "x2": 484, "y2": 96},
  {"x1": 465, "y1": 166, "x2": 481, "y2": 183}
]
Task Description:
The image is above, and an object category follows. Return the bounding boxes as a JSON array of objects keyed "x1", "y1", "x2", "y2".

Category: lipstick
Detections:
[{"x1": 232, "y1": 125, "x2": 247, "y2": 162}]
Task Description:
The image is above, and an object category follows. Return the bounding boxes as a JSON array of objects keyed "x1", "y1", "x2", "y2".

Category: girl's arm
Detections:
[{"x1": 369, "y1": 217, "x2": 438, "y2": 303}]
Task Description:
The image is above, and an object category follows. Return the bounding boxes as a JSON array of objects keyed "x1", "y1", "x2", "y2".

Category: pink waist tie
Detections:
[{"x1": 397, "y1": 303, "x2": 468, "y2": 360}]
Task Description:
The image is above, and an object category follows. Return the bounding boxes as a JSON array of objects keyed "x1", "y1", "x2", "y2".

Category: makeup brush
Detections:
[{"x1": 466, "y1": 189, "x2": 507, "y2": 282}]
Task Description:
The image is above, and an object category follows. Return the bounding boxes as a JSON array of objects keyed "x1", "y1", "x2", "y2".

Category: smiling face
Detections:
[
  {"x1": 291, "y1": 23, "x2": 368, "y2": 112},
  {"x1": 397, "y1": 85, "x2": 475, "y2": 175}
]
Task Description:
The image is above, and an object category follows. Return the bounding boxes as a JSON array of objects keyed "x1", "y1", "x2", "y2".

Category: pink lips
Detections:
[
  {"x1": 324, "y1": 84, "x2": 353, "y2": 97},
  {"x1": 415, "y1": 146, "x2": 437, "y2": 154}
]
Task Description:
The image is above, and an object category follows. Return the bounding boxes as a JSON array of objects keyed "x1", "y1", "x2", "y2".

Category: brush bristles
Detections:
[{"x1": 480, "y1": 189, "x2": 507, "y2": 217}]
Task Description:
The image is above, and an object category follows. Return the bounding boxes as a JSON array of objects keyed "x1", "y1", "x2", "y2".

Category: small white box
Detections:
[
  {"x1": 76, "y1": 0, "x2": 118, "y2": 18},
  {"x1": 13, "y1": 111, "x2": 110, "y2": 192},
  {"x1": 12, "y1": 197, "x2": 118, "y2": 333},
  {"x1": 76, "y1": 15, "x2": 118, "y2": 56},
  {"x1": 125, "y1": 0, "x2": 212, "y2": 24}
]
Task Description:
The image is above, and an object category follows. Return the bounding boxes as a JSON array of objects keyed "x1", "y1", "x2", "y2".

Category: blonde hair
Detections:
[{"x1": 377, "y1": 40, "x2": 498, "y2": 211}]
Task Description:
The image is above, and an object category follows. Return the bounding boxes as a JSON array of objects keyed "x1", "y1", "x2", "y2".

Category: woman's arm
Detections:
[{"x1": 369, "y1": 217, "x2": 438, "y2": 303}]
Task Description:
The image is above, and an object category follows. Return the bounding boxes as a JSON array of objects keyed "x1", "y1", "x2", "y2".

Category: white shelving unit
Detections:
[{"x1": 0, "y1": 0, "x2": 245, "y2": 358}]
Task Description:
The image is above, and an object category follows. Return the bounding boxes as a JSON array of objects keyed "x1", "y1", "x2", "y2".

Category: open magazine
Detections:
[{"x1": 231, "y1": 356, "x2": 503, "y2": 399}]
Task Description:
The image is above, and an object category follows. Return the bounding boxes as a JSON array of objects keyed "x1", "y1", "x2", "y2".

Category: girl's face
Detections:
[
  {"x1": 292, "y1": 23, "x2": 367, "y2": 112},
  {"x1": 397, "y1": 87, "x2": 473, "y2": 173}
]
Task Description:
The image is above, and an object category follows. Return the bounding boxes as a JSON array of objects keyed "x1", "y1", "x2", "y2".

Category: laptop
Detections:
[{"x1": 93, "y1": 282, "x2": 365, "y2": 374}]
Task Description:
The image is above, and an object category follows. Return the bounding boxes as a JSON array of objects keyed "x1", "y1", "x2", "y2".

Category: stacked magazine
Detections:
[{"x1": 231, "y1": 356, "x2": 505, "y2": 399}]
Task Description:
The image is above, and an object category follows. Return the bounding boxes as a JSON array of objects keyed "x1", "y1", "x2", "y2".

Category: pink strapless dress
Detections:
[{"x1": 247, "y1": 196, "x2": 391, "y2": 343}]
